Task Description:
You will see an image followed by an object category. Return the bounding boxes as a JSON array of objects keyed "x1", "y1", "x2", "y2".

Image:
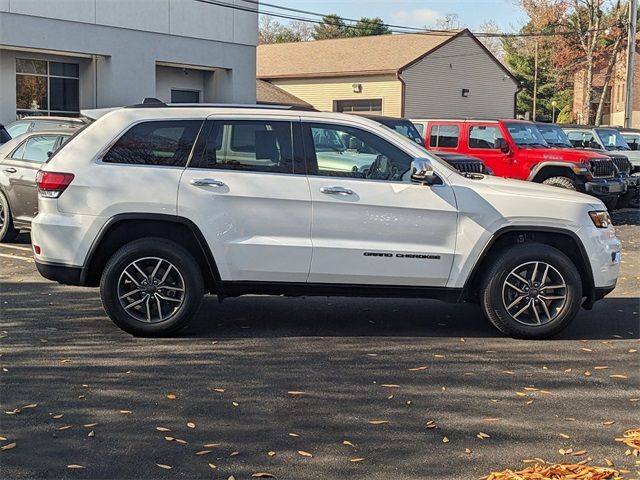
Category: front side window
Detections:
[
  {"x1": 16, "y1": 58, "x2": 80, "y2": 118},
  {"x1": 536, "y1": 124, "x2": 572, "y2": 148},
  {"x1": 429, "y1": 125, "x2": 459, "y2": 148},
  {"x1": 622, "y1": 133, "x2": 640, "y2": 151},
  {"x1": 505, "y1": 122, "x2": 548, "y2": 147},
  {"x1": 469, "y1": 125, "x2": 504, "y2": 149},
  {"x1": 566, "y1": 130, "x2": 597, "y2": 149},
  {"x1": 304, "y1": 123, "x2": 413, "y2": 181},
  {"x1": 189, "y1": 120, "x2": 293, "y2": 173},
  {"x1": 103, "y1": 120, "x2": 202, "y2": 166}
]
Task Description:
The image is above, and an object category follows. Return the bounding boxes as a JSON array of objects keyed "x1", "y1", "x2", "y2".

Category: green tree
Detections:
[
  {"x1": 313, "y1": 14, "x2": 348, "y2": 40},
  {"x1": 347, "y1": 17, "x2": 391, "y2": 37}
]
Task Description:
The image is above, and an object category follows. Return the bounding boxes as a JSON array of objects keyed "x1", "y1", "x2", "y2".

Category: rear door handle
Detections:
[
  {"x1": 3, "y1": 168, "x2": 17, "y2": 174},
  {"x1": 190, "y1": 178, "x2": 225, "y2": 187},
  {"x1": 320, "y1": 186, "x2": 354, "y2": 195}
]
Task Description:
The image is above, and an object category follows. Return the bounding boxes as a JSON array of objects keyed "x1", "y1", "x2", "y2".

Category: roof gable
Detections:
[{"x1": 257, "y1": 31, "x2": 466, "y2": 79}]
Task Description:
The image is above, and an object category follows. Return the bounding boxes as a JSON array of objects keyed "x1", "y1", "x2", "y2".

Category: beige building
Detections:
[{"x1": 257, "y1": 30, "x2": 518, "y2": 119}]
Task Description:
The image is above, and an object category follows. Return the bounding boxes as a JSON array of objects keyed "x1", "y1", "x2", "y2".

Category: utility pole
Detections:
[
  {"x1": 533, "y1": 38, "x2": 538, "y2": 121},
  {"x1": 624, "y1": 0, "x2": 638, "y2": 128}
]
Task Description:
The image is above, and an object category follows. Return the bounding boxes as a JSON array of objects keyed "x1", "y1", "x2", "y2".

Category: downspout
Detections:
[
  {"x1": 397, "y1": 70, "x2": 406, "y2": 118},
  {"x1": 93, "y1": 55, "x2": 98, "y2": 108}
]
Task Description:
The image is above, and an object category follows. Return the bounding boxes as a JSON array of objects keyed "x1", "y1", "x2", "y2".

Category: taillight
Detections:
[{"x1": 36, "y1": 171, "x2": 74, "y2": 198}]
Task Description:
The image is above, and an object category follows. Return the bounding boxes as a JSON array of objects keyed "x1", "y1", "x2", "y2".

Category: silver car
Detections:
[
  {"x1": 5, "y1": 116, "x2": 87, "y2": 138},
  {"x1": 0, "y1": 130, "x2": 73, "y2": 241}
]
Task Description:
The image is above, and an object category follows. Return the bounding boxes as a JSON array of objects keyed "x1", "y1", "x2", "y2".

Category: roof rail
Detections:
[{"x1": 125, "y1": 100, "x2": 317, "y2": 112}]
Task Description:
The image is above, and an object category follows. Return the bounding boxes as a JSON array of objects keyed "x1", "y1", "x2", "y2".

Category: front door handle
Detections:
[
  {"x1": 3, "y1": 168, "x2": 17, "y2": 174},
  {"x1": 320, "y1": 186, "x2": 354, "y2": 195},
  {"x1": 190, "y1": 178, "x2": 225, "y2": 187}
]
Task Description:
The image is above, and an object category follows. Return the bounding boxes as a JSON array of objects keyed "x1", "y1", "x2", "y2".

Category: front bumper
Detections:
[{"x1": 584, "y1": 178, "x2": 626, "y2": 197}]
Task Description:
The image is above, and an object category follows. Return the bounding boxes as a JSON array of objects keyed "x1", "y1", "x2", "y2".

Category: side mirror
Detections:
[
  {"x1": 629, "y1": 142, "x2": 639, "y2": 151},
  {"x1": 411, "y1": 158, "x2": 440, "y2": 186},
  {"x1": 495, "y1": 138, "x2": 511, "y2": 154}
]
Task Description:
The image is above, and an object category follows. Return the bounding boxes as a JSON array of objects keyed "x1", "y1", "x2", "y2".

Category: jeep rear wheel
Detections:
[
  {"x1": 100, "y1": 238, "x2": 204, "y2": 336},
  {"x1": 541, "y1": 176, "x2": 577, "y2": 190},
  {"x1": 479, "y1": 243, "x2": 582, "y2": 339}
]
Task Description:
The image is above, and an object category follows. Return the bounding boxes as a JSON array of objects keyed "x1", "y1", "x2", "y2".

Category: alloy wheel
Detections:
[
  {"x1": 117, "y1": 257, "x2": 185, "y2": 323},
  {"x1": 501, "y1": 261, "x2": 567, "y2": 326}
]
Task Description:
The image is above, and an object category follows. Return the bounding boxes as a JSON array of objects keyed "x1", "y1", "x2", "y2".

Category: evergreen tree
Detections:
[{"x1": 313, "y1": 14, "x2": 348, "y2": 40}]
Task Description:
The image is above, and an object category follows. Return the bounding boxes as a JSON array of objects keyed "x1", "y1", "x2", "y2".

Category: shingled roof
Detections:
[
  {"x1": 256, "y1": 80, "x2": 313, "y2": 108},
  {"x1": 257, "y1": 30, "x2": 466, "y2": 79}
]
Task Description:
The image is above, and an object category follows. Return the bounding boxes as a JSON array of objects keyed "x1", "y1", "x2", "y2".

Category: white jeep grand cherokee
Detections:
[{"x1": 32, "y1": 104, "x2": 621, "y2": 339}]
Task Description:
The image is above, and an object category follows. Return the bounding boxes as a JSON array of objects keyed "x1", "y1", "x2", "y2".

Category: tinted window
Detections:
[
  {"x1": 21, "y1": 135, "x2": 58, "y2": 162},
  {"x1": 622, "y1": 134, "x2": 640, "y2": 150},
  {"x1": 469, "y1": 125, "x2": 503, "y2": 149},
  {"x1": 189, "y1": 120, "x2": 293, "y2": 173},
  {"x1": 304, "y1": 123, "x2": 412, "y2": 181},
  {"x1": 429, "y1": 125, "x2": 459, "y2": 148},
  {"x1": 0, "y1": 127, "x2": 11, "y2": 144},
  {"x1": 103, "y1": 120, "x2": 202, "y2": 166}
]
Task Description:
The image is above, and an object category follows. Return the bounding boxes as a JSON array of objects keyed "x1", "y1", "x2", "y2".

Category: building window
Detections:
[
  {"x1": 171, "y1": 89, "x2": 200, "y2": 103},
  {"x1": 334, "y1": 99, "x2": 383, "y2": 115},
  {"x1": 16, "y1": 58, "x2": 80, "y2": 118}
]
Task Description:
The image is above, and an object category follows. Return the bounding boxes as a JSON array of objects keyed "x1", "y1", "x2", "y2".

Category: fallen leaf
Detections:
[
  {"x1": 571, "y1": 449, "x2": 587, "y2": 456},
  {"x1": 343, "y1": 440, "x2": 355, "y2": 447},
  {"x1": 156, "y1": 464, "x2": 172, "y2": 470},
  {"x1": 477, "y1": 432, "x2": 490, "y2": 439},
  {"x1": 350, "y1": 458, "x2": 365, "y2": 462},
  {"x1": 52, "y1": 414, "x2": 64, "y2": 419},
  {"x1": 4, "y1": 409, "x2": 20, "y2": 415},
  {"x1": 484, "y1": 418, "x2": 500, "y2": 422},
  {"x1": 381, "y1": 384, "x2": 400, "y2": 388},
  {"x1": 464, "y1": 448, "x2": 472, "y2": 454},
  {"x1": 195, "y1": 450, "x2": 212, "y2": 456},
  {"x1": 559, "y1": 433, "x2": 571, "y2": 439},
  {"x1": 21, "y1": 403, "x2": 37, "y2": 409},
  {"x1": 186, "y1": 422, "x2": 195, "y2": 429},
  {"x1": 67, "y1": 464, "x2": 84, "y2": 469},
  {"x1": 610, "y1": 374, "x2": 628, "y2": 379},
  {"x1": 203, "y1": 443, "x2": 220, "y2": 448},
  {"x1": 267, "y1": 451, "x2": 276, "y2": 456},
  {"x1": 1, "y1": 442, "x2": 16, "y2": 450},
  {"x1": 232, "y1": 402, "x2": 239, "y2": 407},
  {"x1": 288, "y1": 433, "x2": 300, "y2": 437},
  {"x1": 230, "y1": 451, "x2": 240, "y2": 456},
  {"x1": 516, "y1": 392, "x2": 527, "y2": 397},
  {"x1": 602, "y1": 421, "x2": 616, "y2": 425},
  {"x1": 166, "y1": 393, "x2": 177, "y2": 400},
  {"x1": 0, "y1": 437, "x2": 5, "y2": 441},
  {"x1": 208, "y1": 463, "x2": 217, "y2": 469},
  {"x1": 580, "y1": 348, "x2": 593, "y2": 352},
  {"x1": 564, "y1": 417, "x2": 576, "y2": 421},
  {"x1": 175, "y1": 439, "x2": 187, "y2": 444},
  {"x1": 252, "y1": 473, "x2": 275, "y2": 478},
  {"x1": 119, "y1": 410, "x2": 132, "y2": 414},
  {"x1": 288, "y1": 391, "x2": 305, "y2": 396},
  {"x1": 164, "y1": 437, "x2": 174, "y2": 441},
  {"x1": 156, "y1": 427, "x2": 171, "y2": 432},
  {"x1": 83, "y1": 423, "x2": 98, "y2": 428},
  {"x1": 593, "y1": 366, "x2": 609, "y2": 370},
  {"x1": 604, "y1": 458, "x2": 614, "y2": 467},
  {"x1": 297, "y1": 450, "x2": 313, "y2": 457},
  {"x1": 57, "y1": 425, "x2": 72, "y2": 431},
  {"x1": 442, "y1": 436, "x2": 450, "y2": 443},
  {"x1": 408, "y1": 366, "x2": 428, "y2": 371},
  {"x1": 88, "y1": 430, "x2": 95, "y2": 437},
  {"x1": 213, "y1": 388, "x2": 225, "y2": 393},
  {"x1": 368, "y1": 420, "x2": 389, "y2": 425},
  {"x1": 434, "y1": 354, "x2": 445, "y2": 358},
  {"x1": 526, "y1": 400, "x2": 534, "y2": 405}
]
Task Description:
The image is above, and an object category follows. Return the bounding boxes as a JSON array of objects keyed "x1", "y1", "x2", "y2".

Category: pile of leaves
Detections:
[
  {"x1": 482, "y1": 463, "x2": 620, "y2": 480},
  {"x1": 616, "y1": 428, "x2": 640, "y2": 454}
]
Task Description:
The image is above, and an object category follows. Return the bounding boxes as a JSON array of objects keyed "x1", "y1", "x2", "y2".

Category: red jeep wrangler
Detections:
[{"x1": 417, "y1": 119, "x2": 624, "y2": 206}]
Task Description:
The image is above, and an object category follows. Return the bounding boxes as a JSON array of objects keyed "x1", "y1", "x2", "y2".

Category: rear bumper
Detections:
[
  {"x1": 583, "y1": 178, "x2": 626, "y2": 197},
  {"x1": 35, "y1": 260, "x2": 83, "y2": 286}
]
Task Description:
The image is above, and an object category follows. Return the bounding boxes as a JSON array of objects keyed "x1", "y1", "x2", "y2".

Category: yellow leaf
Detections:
[
  {"x1": 166, "y1": 394, "x2": 177, "y2": 400},
  {"x1": 186, "y1": 422, "x2": 195, "y2": 428},
  {"x1": 484, "y1": 418, "x2": 500, "y2": 422},
  {"x1": 350, "y1": 458, "x2": 365, "y2": 462},
  {"x1": 368, "y1": 420, "x2": 389, "y2": 425},
  {"x1": 593, "y1": 366, "x2": 609, "y2": 370},
  {"x1": 610, "y1": 374, "x2": 628, "y2": 379},
  {"x1": 434, "y1": 354, "x2": 445, "y2": 358},
  {"x1": 343, "y1": 440, "x2": 355, "y2": 447},
  {"x1": 232, "y1": 402, "x2": 239, "y2": 407},
  {"x1": 164, "y1": 437, "x2": 174, "y2": 441},
  {"x1": 604, "y1": 458, "x2": 614, "y2": 467},
  {"x1": 213, "y1": 388, "x2": 225, "y2": 393},
  {"x1": 442, "y1": 436, "x2": 449, "y2": 443},
  {"x1": 119, "y1": 410, "x2": 132, "y2": 414},
  {"x1": 52, "y1": 414, "x2": 64, "y2": 419},
  {"x1": 564, "y1": 417, "x2": 576, "y2": 421},
  {"x1": 208, "y1": 463, "x2": 217, "y2": 469},
  {"x1": 83, "y1": 423, "x2": 98, "y2": 428},
  {"x1": 156, "y1": 464, "x2": 172, "y2": 470},
  {"x1": 252, "y1": 473, "x2": 275, "y2": 478},
  {"x1": 57, "y1": 425, "x2": 72, "y2": 431},
  {"x1": 288, "y1": 433, "x2": 300, "y2": 437},
  {"x1": 580, "y1": 348, "x2": 593, "y2": 352},
  {"x1": 0, "y1": 437, "x2": 5, "y2": 441},
  {"x1": 203, "y1": 443, "x2": 220, "y2": 448},
  {"x1": 526, "y1": 400, "x2": 534, "y2": 405},
  {"x1": 67, "y1": 464, "x2": 85, "y2": 469},
  {"x1": 156, "y1": 427, "x2": 171, "y2": 432},
  {"x1": 230, "y1": 451, "x2": 240, "y2": 456},
  {"x1": 1, "y1": 442, "x2": 16, "y2": 450},
  {"x1": 381, "y1": 384, "x2": 400, "y2": 388},
  {"x1": 175, "y1": 439, "x2": 187, "y2": 444},
  {"x1": 602, "y1": 420, "x2": 615, "y2": 425},
  {"x1": 267, "y1": 451, "x2": 276, "y2": 456},
  {"x1": 502, "y1": 371, "x2": 515, "y2": 375},
  {"x1": 515, "y1": 392, "x2": 527, "y2": 397},
  {"x1": 408, "y1": 366, "x2": 428, "y2": 371},
  {"x1": 195, "y1": 450, "x2": 212, "y2": 456},
  {"x1": 288, "y1": 391, "x2": 305, "y2": 396},
  {"x1": 21, "y1": 403, "x2": 38, "y2": 409},
  {"x1": 559, "y1": 433, "x2": 571, "y2": 439},
  {"x1": 297, "y1": 450, "x2": 313, "y2": 457}
]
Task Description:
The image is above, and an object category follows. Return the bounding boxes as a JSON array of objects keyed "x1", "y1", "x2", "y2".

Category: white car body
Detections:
[{"x1": 31, "y1": 106, "x2": 621, "y2": 337}]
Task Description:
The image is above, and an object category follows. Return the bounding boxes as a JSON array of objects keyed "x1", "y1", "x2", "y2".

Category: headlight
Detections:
[
  {"x1": 572, "y1": 163, "x2": 590, "y2": 174},
  {"x1": 589, "y1": 210, "x2": 612, "y2": 228}
]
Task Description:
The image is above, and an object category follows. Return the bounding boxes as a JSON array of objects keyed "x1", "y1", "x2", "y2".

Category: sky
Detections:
[{"x1": 260, "y1": 0, "x2": 527, "y2": 33}]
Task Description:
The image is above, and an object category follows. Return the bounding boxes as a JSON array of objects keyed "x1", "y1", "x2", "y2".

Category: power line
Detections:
[{"x1": 196, "y1": 0, "x2": 621, "y2": 38}]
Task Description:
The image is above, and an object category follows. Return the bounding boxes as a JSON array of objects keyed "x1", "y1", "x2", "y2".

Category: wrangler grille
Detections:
[
  {"x1": 610, "y1": 155, "x2": 631, "y2": 175},
  {"x1": 589, "y1": 158, "x2": 615, "y2": 178},
  {"x1": 449, "y1": 161, "x2": 485, "y2": 174}
]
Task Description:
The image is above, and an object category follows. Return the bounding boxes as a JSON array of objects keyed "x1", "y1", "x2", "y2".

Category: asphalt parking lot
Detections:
[{"x1": 1, "y1": 210, "x2": 638, "y2": 480}]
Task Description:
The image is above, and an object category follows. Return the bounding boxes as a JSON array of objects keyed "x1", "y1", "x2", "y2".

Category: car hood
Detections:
[
  {"x1": 612, "y1": 149, "x2": 640, "y2": 165},
  {"x1": 470, "y1": 174, "x2": 599, "y2": 205}
]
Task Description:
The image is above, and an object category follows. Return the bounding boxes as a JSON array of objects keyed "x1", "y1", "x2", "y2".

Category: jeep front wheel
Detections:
[
  {"x1": 541, "y1": 176, "x2": 577, "y2": 190},
  {"x1": 479, "y1": 243, "x2": 582, "y2": 339},
  {"x1": 100, "y1": 238, "x2": 204, "y2": 336}
]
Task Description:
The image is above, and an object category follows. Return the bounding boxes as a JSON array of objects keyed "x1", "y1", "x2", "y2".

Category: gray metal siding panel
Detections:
[{"x1": 401, "y1": 34, "x2": 518, "y2": 119}]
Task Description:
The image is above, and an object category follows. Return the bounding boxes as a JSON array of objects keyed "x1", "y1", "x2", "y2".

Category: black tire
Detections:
[
  {"x1": 541, "y1": 176, "x2": 577, "y2": 190},
  {"x1": 0, "y1": 191, "x2": 19, "y2": 243},
  {"x1": 100, "y1": 238, "x2": 204, "y2": 336},
  {"x1": 479, "y1": 243, "x2": 583, "y2": 339}
]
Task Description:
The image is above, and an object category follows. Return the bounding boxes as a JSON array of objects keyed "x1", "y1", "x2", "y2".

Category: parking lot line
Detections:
[
  {"x1": 0, "y1": 244, "x2": 32, "y2": 252},
  {"x1": 0, "y1": 253, "x2": 33, "y2": 262}
]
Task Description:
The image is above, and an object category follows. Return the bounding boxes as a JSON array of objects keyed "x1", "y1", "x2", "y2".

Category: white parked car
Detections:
[{"x1": 32, "y1": 104, "x2": 621, "y2": 339}]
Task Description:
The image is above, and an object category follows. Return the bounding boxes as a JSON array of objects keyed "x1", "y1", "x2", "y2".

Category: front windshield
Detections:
[
  {"x1": 376, "y1": 119, "x2": 424, "y2": 145},
  {"x1": 595, "y1": 128, "x2": 631, "y2": 151},
  {"x1": 505, "y1": 122, "x2": 549, "y2": 147},
  {"x1": 535, "y1": 123, "x2": 573, "y2": 148}
]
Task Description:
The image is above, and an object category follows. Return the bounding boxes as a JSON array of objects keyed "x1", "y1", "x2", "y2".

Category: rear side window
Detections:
[
  {"x1": 189, "y1": 120, "x2": 294, "y2": 173},
  {"x1": 469, "y1": 125, "x2": 503, "y2": 149},
  {"x1": 429, "y1": 125, "x2": 459, "y2": 148},
  {"x1": 103, "y1": 120, "x2": 202, "y2": 166}
]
